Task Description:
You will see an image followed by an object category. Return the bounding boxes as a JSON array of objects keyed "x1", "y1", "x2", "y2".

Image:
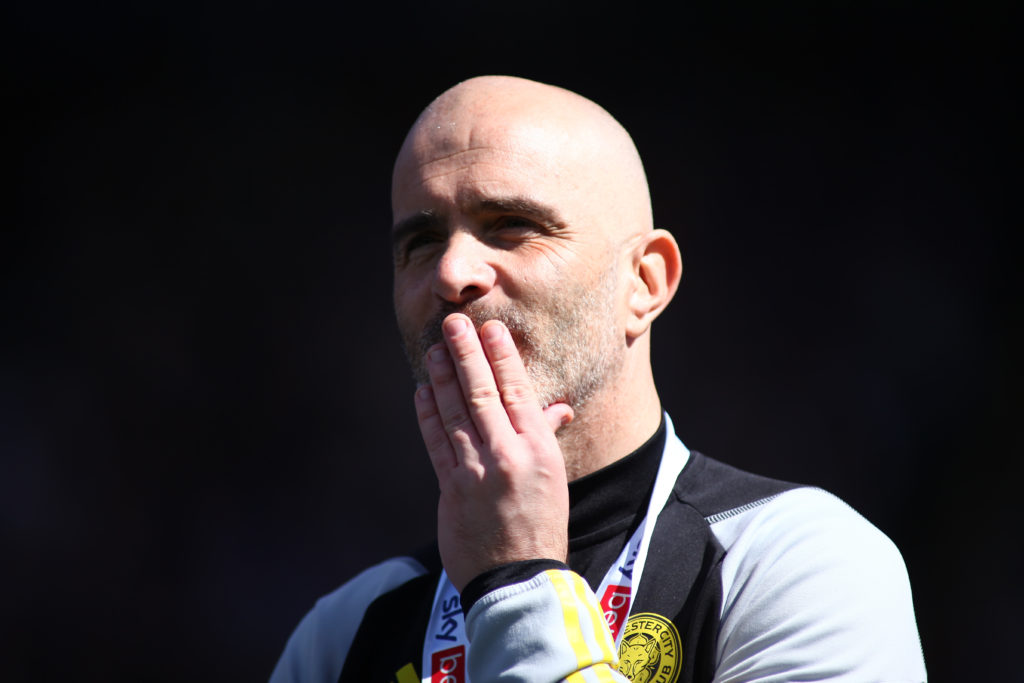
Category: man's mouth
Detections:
[{"x1": 417, "y1": 303, "x2": 531, "y2": 358}]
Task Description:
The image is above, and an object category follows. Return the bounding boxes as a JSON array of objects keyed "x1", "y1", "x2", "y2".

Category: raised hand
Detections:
[{"x1": 413, "y1": 313, "x2": 574, "y2": 592}]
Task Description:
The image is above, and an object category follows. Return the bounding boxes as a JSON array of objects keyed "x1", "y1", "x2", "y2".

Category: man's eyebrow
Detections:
[
  {"x1": 476, "y1": 197, "x2": 566, "y2": 227},
  {"x1": 391, "y1": 210, "x2": 442, "y2": 247},
  {"x1": 391, "y1": 197, "x2": 565, "y2": 248}
]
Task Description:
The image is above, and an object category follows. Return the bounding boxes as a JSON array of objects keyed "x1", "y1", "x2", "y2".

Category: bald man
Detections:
[{"x1": 271, "y1": 77, "x2": 926, "y2": 683}]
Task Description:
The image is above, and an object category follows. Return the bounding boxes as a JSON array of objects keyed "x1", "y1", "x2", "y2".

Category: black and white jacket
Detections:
[{"x1": 271, "y1": 416, "x2": 926, "y2": 683}]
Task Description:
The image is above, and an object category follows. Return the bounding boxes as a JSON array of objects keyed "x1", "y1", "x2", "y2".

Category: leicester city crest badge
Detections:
[{"x1": 616, "y1": 612, "x2": 681, "y2": 683}]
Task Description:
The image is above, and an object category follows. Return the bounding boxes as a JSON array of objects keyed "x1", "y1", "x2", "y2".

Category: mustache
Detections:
[{"x1": 416, "y1": 302, "x2": 532, "y2": 357}]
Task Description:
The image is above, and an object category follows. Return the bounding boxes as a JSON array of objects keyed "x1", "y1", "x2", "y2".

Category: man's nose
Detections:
[{"x1": 432, "y1": 232, "x2": 496, "y2": 304}]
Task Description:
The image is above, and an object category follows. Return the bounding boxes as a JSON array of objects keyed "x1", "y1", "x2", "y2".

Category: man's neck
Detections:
[{"x1": 557, "y1": 380, "x2": 663, "y2": 482}]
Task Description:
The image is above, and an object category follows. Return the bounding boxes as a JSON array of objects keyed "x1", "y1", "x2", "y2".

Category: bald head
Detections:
[{"x1": 393, "y1": 76, "x2": 653, "y2": 245}]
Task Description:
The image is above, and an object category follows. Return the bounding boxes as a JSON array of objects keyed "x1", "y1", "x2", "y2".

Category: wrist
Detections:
[{"x1": 459, "y1": 558, "x2": 570, "y2": 617}]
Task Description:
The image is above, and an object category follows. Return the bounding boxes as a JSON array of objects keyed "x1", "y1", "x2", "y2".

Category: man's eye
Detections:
[
  {"x1": 404, "y1": 233, "x2": 442, "y2": 253},
  {"x1": 493, "y1": 216, "x2": 540, "y2": 234}
]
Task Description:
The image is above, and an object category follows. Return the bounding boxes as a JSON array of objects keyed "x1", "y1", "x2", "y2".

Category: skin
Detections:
[{"x1": 392, "y1": 76, "x2": 682, "y2": 591}]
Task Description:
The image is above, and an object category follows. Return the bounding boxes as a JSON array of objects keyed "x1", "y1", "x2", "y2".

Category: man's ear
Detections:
[{"x1": 626, "y1": 229, "x2": 682, "y2": 340}]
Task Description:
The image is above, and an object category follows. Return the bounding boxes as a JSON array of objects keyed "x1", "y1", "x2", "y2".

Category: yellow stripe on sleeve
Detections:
[
  {"x1": 545, "y1": 569, "x2": 591, "y2": 668},
  {"x1": 569, "y1": 568, "x2": 617, "y2": 665},
  {"x1": 565, "y1": 663, "x2": 620, "y2": 683},
  {"x1": 591, "y1": 662, "x2": 620, "y2": 682}
]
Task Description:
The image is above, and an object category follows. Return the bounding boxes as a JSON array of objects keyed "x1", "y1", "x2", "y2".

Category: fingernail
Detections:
[
  {"x1": 482, "y1": 322, "x2": 504, "y2": 343},
  {"x1": 428, "y1": 346, "x2": 448, "y2": 363},
  {"x1": 444, "y1": 316, "x2": 468, "y2": 337},
  {"x1": 416, "y1": 384, "x2": 433, "y2": 401}
]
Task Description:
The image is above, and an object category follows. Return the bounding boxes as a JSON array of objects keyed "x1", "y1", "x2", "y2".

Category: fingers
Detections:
[
  {"x1": 416, "y1": 313, "x2": 568, "y2": 480},
  {"x1": 413, "y1": 382, "x2": 458, "y2": 478},
  {"x1": 442, "y1": 315, "x2": 519, "y2": 442},
  {"x1": 477, "y1": 319, "x2": 554, "y2": 435},
  {"x1": 421, "y1": 339, "x2": 483, "y2": 472}
]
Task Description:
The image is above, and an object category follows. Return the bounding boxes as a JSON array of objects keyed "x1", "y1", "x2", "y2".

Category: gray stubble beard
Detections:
[{"x1": 401, "y1": 264, "x2": 624, "y2": 416}]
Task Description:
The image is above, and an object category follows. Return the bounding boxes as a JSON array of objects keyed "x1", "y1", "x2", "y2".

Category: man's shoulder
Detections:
[
  {"x1": 320, "y1": 554, "x2": 434, "y2": 612},
  {"x1": 664, "y1": 452, "x2": 926, "y2": 680},
  {"x1": 270, "y1": 550, "x2": 439, "y2": 683},
  {"x1": 707, "y1": 486, "x2": 926, "y2": 680},
  {"x1": 672, "y1": 451, "x2": 898, "y2": 565},
  {"x1": 672, "y1": 450, "x2": 803, "y2": 520},
  {"x1": 704, "y1": 482, "x2": 899, "y2": 563}
]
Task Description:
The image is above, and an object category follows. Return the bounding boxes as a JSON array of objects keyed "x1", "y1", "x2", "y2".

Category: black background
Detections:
[{"x1": 4, "y1": 1, "x2": 1018, "y2": 680}]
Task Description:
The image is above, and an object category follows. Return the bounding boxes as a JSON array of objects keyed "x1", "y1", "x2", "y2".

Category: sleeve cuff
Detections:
[{"x1": 460, "y1": 559, "x2": 569, "y2": 617}]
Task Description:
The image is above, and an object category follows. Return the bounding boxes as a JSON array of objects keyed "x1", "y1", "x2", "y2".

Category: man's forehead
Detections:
[
  {"x1": 392, "y1": 128, "x2": 573, "y2": 219},
  {"x1": 400, "y1": 117, "x2": 569, "y2": 174},
  {"x1": 398, "y1": 146, "x2": 555, "y2": 192}
]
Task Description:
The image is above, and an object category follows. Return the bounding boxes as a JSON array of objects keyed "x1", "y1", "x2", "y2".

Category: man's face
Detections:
[{"x1": 391, "y1": 117, "x2": 626, "y2": 410}]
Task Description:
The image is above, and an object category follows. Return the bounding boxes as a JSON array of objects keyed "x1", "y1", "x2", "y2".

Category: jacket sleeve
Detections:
[
  {"x1": 465, "y1": 568, "x2": 630, "y2": 682},
  {"x1": 710, "y1": 488, "x2": 927, "y2": 682}
]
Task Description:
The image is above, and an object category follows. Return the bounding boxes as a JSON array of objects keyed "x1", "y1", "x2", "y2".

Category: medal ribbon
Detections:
[{"x1": 421, "y1": 415, "x2": 689, "y2": 682}]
